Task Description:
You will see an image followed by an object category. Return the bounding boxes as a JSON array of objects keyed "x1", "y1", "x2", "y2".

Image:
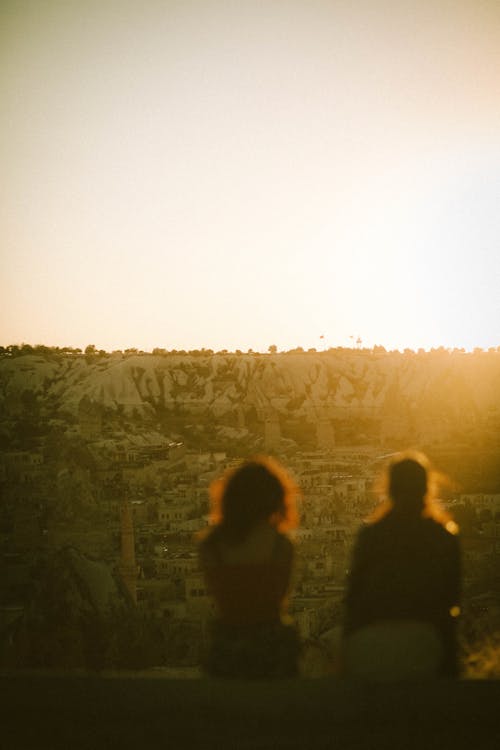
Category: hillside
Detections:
[{"x1": 1, "y1": 349, "x2": 499, "y2": 450}]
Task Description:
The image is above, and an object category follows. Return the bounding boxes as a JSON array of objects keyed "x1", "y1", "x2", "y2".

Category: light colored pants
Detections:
[{"x1": 344, "y1": 621, "x2": 443, "y2": 681}]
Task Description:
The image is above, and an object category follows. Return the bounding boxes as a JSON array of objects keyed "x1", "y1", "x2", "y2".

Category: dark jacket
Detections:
[{"x1": 344, "y1": 513, "x2": 461, "y2": 676}]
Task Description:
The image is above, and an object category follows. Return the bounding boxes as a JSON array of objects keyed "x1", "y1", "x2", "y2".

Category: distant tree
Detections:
[
  {"x1": 33, "y1": 344, "x2": 51, "y2": 356},
  {"x1": 84, "y1": 344, "x2": 97, "y2": 364},
  {"x1": 268, "y1": 344, "x2": 278, "y2": 354}
]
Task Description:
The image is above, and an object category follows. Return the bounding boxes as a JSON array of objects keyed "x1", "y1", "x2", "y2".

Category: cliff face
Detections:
[{"x1": 1, "y1": 349, "x2": 499, "y2": 443}]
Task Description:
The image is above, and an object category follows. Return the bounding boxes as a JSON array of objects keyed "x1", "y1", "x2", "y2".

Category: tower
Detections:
[{"x1": 119, "y1": 495, "x2": 138, "y2": 604}]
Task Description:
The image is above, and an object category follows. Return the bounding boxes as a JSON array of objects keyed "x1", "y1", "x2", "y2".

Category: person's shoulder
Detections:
[
  {"x1": 357, "y1": 518, "x2": 385, "y2": 539},
  {"x1": 423, "y1": 517, "x2": 460, "y2": 551},
  {"x1": 272, "y1": 530, "x2": 294, "y2": 563},
  {"x1": 198, "y1": 526, "x2": 222, "y2": 564},
  {"x1": 425, "y1": 516, "x2": 459, "y2": 537},
  {"x1": 198, "y1": 525, "x2": 217, "y2": 547},
  {"x1": 357, "y1": 514, "x2": 414, "y2": 545}
]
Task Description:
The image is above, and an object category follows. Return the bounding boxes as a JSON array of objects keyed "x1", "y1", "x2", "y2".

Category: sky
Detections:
[{"x1": 1, "y1": 0, "x2": 500, "y2": 353}]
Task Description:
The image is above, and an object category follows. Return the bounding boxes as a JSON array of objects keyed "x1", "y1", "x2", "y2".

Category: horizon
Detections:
[
  {"x1": 2, "y1": 1, "x2": 500, "y2": 354},
  {"x1": 2, "y1": 340, "x2": 499, "y2": 356}
]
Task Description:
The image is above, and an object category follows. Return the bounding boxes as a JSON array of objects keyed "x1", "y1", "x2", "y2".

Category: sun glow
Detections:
[{"x1": 1, "y1": 1, "x2": 499, "y2": 352}]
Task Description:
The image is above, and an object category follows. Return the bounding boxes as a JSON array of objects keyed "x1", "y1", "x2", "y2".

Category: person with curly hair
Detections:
[{"x1": 198, "y1": 456, "x2": 300, "y2": 679}]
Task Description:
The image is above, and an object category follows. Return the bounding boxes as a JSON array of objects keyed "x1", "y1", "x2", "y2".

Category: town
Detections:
[{"x1": 1, "y1": 346, "x2": 499, "y2": 675}]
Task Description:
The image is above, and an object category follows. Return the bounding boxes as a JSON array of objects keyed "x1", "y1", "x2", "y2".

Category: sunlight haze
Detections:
[{"x1": 2, "y1": 0, "x2": 500, "y2": 352}]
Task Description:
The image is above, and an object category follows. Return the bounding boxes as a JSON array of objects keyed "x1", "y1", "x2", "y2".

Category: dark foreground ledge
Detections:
[{"x1": 2, "y1": 673, "x2": 499, "y2": 749}]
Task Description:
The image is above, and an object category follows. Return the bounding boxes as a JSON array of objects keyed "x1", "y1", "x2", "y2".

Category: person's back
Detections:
[
  {"x1": 345, "y1": 514, "x2": 459, "y2": 627},
  {"x1": 343, "y1": 453, "x2": 461, "y2": 679},
  {"x1": 198, "y1": 457, "x2": 300, "y2": 678},
  {"x1": 200, "y1": 522, "x2": 293, "y2": 627}
]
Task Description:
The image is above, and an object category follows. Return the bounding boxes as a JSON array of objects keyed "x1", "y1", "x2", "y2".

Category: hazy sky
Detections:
[{"x1": 2, "y1": 0, "x2": 500, "y2": 352}]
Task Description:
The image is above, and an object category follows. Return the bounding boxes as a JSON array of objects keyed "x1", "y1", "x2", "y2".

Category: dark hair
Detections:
[
  {"x1": 207, "y1": 456, "x2": 299, "y2": 540},
  {"x1": 371, "y1": 451, "x2": 458, "y2": 532},
  {"x1": 389, "y1": 457, "x2": 428, "y2": 507}
]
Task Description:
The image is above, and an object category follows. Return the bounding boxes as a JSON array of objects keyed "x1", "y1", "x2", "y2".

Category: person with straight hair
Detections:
[
  {"x1": 343, "y1": 451, "x2": 461, "y2": 680},
  {"x1": 198, "y1": 456, "x2": 300, "y2": 678}
]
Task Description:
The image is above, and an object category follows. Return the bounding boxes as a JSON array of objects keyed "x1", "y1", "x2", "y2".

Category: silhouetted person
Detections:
[
  {"x1": 198, "y1": 457, "x2": 300, "y2": 678},
  {"x1": 343, "y1": 452, "x2": 461, "y2": 679}
]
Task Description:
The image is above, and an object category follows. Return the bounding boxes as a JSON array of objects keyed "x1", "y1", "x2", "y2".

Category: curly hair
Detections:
[{"x1": 207, "y1": 456, "x2": 299, "y2": 540}]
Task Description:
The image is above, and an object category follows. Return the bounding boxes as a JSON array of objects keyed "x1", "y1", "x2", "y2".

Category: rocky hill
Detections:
[{"x1": 1, "y1": 348, "x2": 500, "y2": 450}]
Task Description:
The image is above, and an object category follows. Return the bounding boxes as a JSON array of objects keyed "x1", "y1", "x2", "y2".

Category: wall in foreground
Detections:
[{"x1": 2, "y1": 673, "x2": 499, "y2": 749}]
